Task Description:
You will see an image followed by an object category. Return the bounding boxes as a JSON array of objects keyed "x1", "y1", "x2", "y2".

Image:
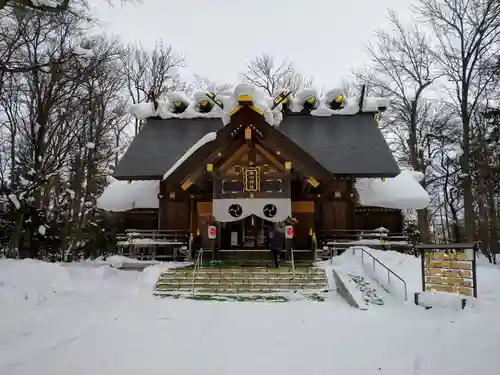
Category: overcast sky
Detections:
[{"x1": 90, "y1": 0, "x2": 416, "y2": 89}]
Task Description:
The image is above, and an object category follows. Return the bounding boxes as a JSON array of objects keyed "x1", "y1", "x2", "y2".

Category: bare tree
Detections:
[
  {"x1": 121, "y1": 41, "x2": 185, "y2": 135},
  {"x1": 416, "y1": 0, "x2": 500, "y2": 242},
  {"x1": 192, "y1": 74, "x2": 233, "y2": 94},
  {"x1": 0, "y1": 5, "x2": 95, "y2": 80},
  {"x1": 0, "y1": 8, "x2": 128, "y2": 259},
  {"x1": 0, "y1": 0, "x2": 133, "y2": 12},
  {"x1": 356, "y1": 11, "x2": 440, "y2": 242},
  {"x1": 240, "y1": 53, "x2": 314, "y2": 96}
]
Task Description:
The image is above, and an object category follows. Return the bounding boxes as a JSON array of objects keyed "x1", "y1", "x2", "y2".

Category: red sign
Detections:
[
  {"x1": 285, "y1": 225, "x2": 294, "y2": 239},
  {"x1": 208, "y1": 225, "x2": 217, "y2": 240}
]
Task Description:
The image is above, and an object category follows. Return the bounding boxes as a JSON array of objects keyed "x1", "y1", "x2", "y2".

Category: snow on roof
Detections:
[
  {"x1": 221, "y1": 83, "x2": 277, "y2": 126},
  {"x1": 127, "y1": 85, "x2": 390, "y2": 123},
  {"x1": 355, "y1": 170, "x2": 430, "y2": 210},
  {"x1": 96, "y1": 179, "x2": 159, "y2": 212},
  {"x1": 289, "y1": 88, "x2": 320, "y2": 113},
  {"x1": 163, "y1": 132, "x2": 217, "y2": 180},
  {"x1": 128, "y1": 91, "x2": 224, "y2": 120},
  {"x1": 128, "y1": 102, "x2": 155, "y2": 119}
]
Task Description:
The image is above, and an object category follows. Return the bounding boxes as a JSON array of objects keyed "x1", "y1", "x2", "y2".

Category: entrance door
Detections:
[
  {"x1": 242, "y1": 215, "x2": 274, "y2": 248},
  {"x1": 220, "y1": 215, "x2": 273, "y2": 249}
]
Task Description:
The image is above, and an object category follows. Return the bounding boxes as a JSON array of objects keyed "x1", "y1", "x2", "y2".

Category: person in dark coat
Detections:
[{"x1": 269, "y1": 227, "x2": 283, "y2": 268}]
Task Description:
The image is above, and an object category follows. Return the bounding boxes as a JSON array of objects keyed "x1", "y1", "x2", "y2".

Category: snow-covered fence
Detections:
[
  {"x1": 118, "y1": 229, "x2": 190, "y2": 261},
  {"x1": 318, "y1": 229, "x2": 410, "y2": 261}
]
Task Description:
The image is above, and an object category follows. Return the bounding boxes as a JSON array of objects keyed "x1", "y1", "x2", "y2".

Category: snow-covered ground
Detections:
[{"x1": 1, "y1": 250, "x2": 499, "y2": 375}]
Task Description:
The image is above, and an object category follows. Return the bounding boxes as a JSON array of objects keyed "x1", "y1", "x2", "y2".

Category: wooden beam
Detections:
[
  {"x1": 248, "y1": 132, "x2": 256, "y2": 166},
  {"x1": 254, "y1": 143, "x2": 284, "y2": 171},
  {"x1": 181, "y1": 180, "x2": 193, "y2": 190},
  {"x1": 182, "y1": 139, "x2": 246, "y2": 186},
  {"x1": 219, "y1": 143, "x2": 250, "y2": 172},
  {"x1": 307, "y1": 176, "x2": 320, "y2": 188}
]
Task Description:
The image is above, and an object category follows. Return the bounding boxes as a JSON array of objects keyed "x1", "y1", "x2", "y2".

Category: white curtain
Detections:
[{"x1": 213, "y1": 198, "x2": 291, "y2": 222}]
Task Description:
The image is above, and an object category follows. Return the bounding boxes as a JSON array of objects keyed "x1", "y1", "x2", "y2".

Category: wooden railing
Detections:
[{"x1": 116, "y1": 229, "x2": 190, "y2": 261}]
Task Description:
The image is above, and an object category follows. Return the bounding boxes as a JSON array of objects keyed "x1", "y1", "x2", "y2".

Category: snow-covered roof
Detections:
[
  {"x1": 96, "y1": 179, "x2": 159, "y2": 212},
  {"x1": 126, "y1": 84, "x2": 390, "y2": 127},
  {"x1": 163, "y1": 132, "x2": 217, "y2": 180},
  {"x1": 355, "y1": 170, "x2": 430, "y2": 210}
]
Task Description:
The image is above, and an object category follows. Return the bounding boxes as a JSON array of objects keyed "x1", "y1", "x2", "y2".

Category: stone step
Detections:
[
  {"x1": 166, "y1": 268, "x2": 324, "y2": 273},
  {"x1": 155, "y1": 289, "x2": 285, "y2": 294},
  {"x1": 158, "y1": 278, "x2": 326, "y2": 284},
  {"x1": 154, "y1": 267, "x2": 328, "y2": 296},
  {"x1": 165, "y1": 270, "x2": 325, "y2": 277},
  {"x1": 159, "y1": 275, "x2": 327, "y2": 281},
  {"x1": 157, "y1": 280, "x2": 326, "y2": 288},
  {"x1": 156, "y1": 282, "x2": 324, "y2": 290},
  {"x1": 155, "y1": 285, "x2": 324, "y2": 293}
]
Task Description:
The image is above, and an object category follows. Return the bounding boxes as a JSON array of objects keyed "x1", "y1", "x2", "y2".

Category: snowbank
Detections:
[
  {"x1": 0, "y1": 259, "x2": 74, "y2": 310},
  {"x1": 331, "y1": 247, "x2": 500, "y2": 311},
  {"x1": 136, "y1": 262, "x2": 191, "y2": 291},
  {"x1": 94, "y1": 255, "x2": 159, "y2": 269},
  {"x1": 1, "y1": 254, "x2": 500, "y2": 375},
  {"x1": 0, "y1": 258, "x2": 193, "y2": 311},
  {"x1": 96, "y1": 178, "x2": 159, "y2": 212},
  {"x1": 356, "y1": 170, "x2": 430, "y2": 209}
]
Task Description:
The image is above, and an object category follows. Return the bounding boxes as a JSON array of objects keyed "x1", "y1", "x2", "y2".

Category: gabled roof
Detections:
[
  {"x1": 279, "y1": 113, "x2": 400, "y2": 177},
  {"x1": 113, "y1": 118, "x2": 223, "y2": 180},
  {"x1": 113, "y1": 111, "x2": 399, "y2": 181}
]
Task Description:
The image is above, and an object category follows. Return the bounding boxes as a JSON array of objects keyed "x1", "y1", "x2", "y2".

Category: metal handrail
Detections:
[
  {"x1": 191, "y1": 248, "x2": 204, "y2": 293},
  {"x1": 353, "y1": 246, "x2": 408, "y2": 301},
  {"x1": 290, "y1": 247, "x2": 296, "y2": 278}
]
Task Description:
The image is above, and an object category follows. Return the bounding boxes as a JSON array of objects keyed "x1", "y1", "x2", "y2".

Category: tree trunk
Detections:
[
  {"x1": 461, "y1": 96, "x2": 474, "y2": 242},
  {"x1": 9, "y1": 213, "x2": 24, "y2": 258},
  {"x1": 417, "y1": 209, "x2": 430, "y2": 243},
  {"x1": 476, "y1": 190, "x2": 490, "y2": 256}
]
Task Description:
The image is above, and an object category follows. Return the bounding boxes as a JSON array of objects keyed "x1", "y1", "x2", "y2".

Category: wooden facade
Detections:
[{"x1": 152, "y1": 105, "x2": 403, "y2": 258}]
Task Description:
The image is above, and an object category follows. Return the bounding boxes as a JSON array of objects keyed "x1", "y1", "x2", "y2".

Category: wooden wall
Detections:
[
  {"x1": 120, "y1": 209, "x2": 158, "y2": 231},
  {"x1": 159, "y1": 182, "x2": 191, "y2": 231},
  {"x1": 314, "y1": 178, "x2": 355, "y2": 233},
  {"x1": 196, "y1": 201, "x2": 213, "y2": 248},
  {"x1": 291, "y1": 201, "x2": 314, "y2": 249},
  {"x1": 319, "y1": 200, "x2": 353, "y2": 231},
  {"x1": 354, "y1": 207, "x2": 403, "y2": 233}
]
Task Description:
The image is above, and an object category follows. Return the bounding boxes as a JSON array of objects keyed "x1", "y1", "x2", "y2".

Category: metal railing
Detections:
[
  {"x1": 353, "y1": 246, "x2": 408, "y2": 301},
  {"x1": 191, "y1": 248, "x2": 204, "y2": 293},
  {"x1": 290, "y1": 248, "x2": 296, "y2": 278}
]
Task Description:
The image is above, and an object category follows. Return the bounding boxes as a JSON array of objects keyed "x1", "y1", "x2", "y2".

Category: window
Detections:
[
  {"x1": 222, "y1": 180, "x2": 243, "y2": 193},
  {"x1": 260, "y1": 179, "x2": 282, "y2": 192}
]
